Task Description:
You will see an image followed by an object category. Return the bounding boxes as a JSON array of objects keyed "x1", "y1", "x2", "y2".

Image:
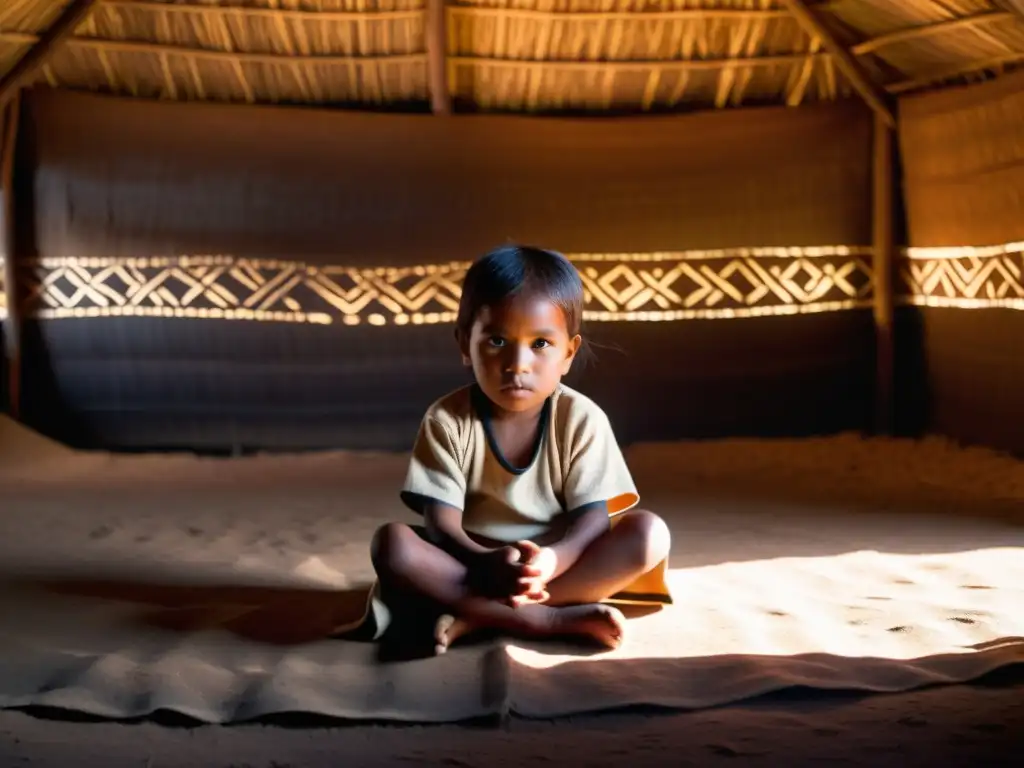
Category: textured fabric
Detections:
[
  {"x1": 25, "y1": 89, "x2": 871, "y2": 263},
  {"x1": 897, "y1": 71, "x2": 1024, "y2": 456},
  {"x1": 401, "y1": 384, "x2": 639, "y2": 542},
  {"x1": 12, "y1": 89, "x2": 876, "y2": 452}
]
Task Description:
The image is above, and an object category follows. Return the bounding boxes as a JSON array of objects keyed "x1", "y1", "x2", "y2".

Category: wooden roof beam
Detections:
[
  {"x1": 426, "y1": 0, "x2": 450, "y2": 115},
  {"x1": 99, "y1": 2, "x2": 420, "y2": 22},
  {"x1": 0, "y1": 0, "x2": 100, "y2": 111},
  {"x1": 451, "y1": 52, "x2": 828, "y2": 72},
  {"x1": 886, "y1": 51, "x2": 1024, "y2": 94},
  {"x1": 0, "y1": 32, "x2": 425, "y2": 67},
  {"x1": 851, "y1": 10, "x2": 1016, "y2": 56},
  {"x1": 779, "y1": 0, "x2": 895, "y2": 128}
]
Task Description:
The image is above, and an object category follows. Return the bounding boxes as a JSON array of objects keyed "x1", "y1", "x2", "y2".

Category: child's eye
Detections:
[
  {"x1": 487, "y1": 336, "x2": 506, "y2": 347},
  {"x1": 532, "y1": 339, "x2": 551, "y2": 349}
]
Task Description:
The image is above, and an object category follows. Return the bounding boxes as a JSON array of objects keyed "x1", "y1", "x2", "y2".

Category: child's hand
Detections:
[
  {"x1": 468, "y1": 546, "x2": 543, "y2": 602},
  {"x1": 508, "y1": 541, "x2": 558, "y2": 606}
]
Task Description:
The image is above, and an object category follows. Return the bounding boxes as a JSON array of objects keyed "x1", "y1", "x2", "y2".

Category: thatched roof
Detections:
[{"x1": 1, "y1": 1, "x2": 1023, "y2": 116}]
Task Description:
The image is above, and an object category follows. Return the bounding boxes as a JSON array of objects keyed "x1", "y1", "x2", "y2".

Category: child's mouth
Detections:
[{"x1": 502, "y1": 384, "x2": 533, "y2": 397}]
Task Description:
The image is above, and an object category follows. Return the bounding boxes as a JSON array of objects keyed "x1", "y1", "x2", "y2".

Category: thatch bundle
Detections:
[{"x1": 1, "y1": 1, "x2": 1022, "y2": 112}]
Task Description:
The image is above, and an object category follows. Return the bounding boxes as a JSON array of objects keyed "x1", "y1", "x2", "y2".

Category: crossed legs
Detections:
[{"x1": 370, "y1": 510, "x2": 671, "y2": 653}]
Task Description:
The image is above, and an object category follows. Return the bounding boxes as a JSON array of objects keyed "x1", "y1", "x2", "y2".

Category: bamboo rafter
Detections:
[
  {"x1": 99, "y1": 1, "x2": 425, "y2": 22},
  {"x1": 887, "y1": 51, "x2": 1024, "y2": 94},
  {"x1": 427, "y1": 0, "x2": 448, "y2": 114},
  {"x1": 446, "y1": 7, "x2": 794, "y2": 22},
  {"x1": 93, "y1": 2, "x2": 797, "y2": 23},
  {"x1": 449, "y1": 52, "x2": 827, "y2": 73},
  {"x1": 0, "y1": 31, "x2": 427, "y2": 67},
  {"x1": 0, "y1": 0, "x2": 99, "y2": 110},
  {"x1": 778, "y1": 0, "x2": 895, "y2": 127},
  {"x1": 851, "y1": 10, "x2": 1017, "y2": 56},
  {"x1": 930, "y1": 2, "x2": 1017, "y2": 60},
  {"x1": 0, "y1": 35, "x2": 827, "y2": 76}
]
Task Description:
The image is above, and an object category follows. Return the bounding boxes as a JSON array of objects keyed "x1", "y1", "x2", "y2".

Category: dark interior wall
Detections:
[
  {"x1": 26, "y1": 88, "x2": 871, "y2": 262},
  {"x1": 13, "y1": 87, "x2": 874, "y2": 451},
  {"x1": 898, "y1": 70, "x2": 1024, "y2": 457}
]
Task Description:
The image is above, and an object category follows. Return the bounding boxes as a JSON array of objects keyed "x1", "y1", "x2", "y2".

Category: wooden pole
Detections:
[
  {"x1": 1, "y1": 92, "x2": 21, "y2": 419},
  {"x1": 779, "y1": 0, "x2": 895, "y2": 128},
  {"x1": 0, "y1": 0, "x2": 99, "y2": 112},
  {"x1": 426, "y1": 0, "x2": 450, "y2": 115},
  {"x1": 872, "y1": 111, "x2": 895, "y2": 435}
]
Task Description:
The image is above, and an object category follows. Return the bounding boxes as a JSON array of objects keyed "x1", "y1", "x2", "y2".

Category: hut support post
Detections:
[
  {"x1": 872, "y1": 111, "x2": 895, "y2": 436},
  {"x1": 780, "y1": 0, "x2": 895, "y2": 128},
  {"x1": 426, "y1": 0, "x2": 450, "y2": 115},
  {"x1": 0, "y1": 0, "x2": 99, "y2": 112},
  {"x1": 1, "y1": 93, "x2": 21, "y2": 419}
]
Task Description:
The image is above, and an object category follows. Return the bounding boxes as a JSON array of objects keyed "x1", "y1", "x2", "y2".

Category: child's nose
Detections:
[{"x1": 505, "y1": 344, "x2": 532, "y2": 372}]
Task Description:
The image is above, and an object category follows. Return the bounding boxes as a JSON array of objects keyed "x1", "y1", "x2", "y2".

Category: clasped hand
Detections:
[{"x1": 469, "y1": 541, "x2": 557, "y2": 607}]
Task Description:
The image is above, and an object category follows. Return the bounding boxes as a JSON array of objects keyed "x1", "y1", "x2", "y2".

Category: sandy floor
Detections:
[
  {"x1": 0, "y1": 421, "x2": 1022, "y2": 765},
  {"x1": 1, "y1": 673, "x2": 1022, "y2": 768}
]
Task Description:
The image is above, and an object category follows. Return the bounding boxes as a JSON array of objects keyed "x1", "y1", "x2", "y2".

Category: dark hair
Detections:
[{"x1": 455, "y1": 245, "x2": 585, "y2": 340}]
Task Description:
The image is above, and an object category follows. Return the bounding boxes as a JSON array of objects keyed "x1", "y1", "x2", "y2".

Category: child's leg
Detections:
[
  {"x1": 544, "y1": 509, "x2": 671, "y2": 606},
  {"x1": 370, "y1": 523, "x2": 571, "y2": 651},
  {"x1": 435, "y1": 510, "x2": 671, "y2": 650},
  {"x1": 371, "y1": 521, "x2": 654, "y2": 653}
]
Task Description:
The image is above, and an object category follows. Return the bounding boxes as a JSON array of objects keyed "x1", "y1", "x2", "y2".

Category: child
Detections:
[{"x1": 371, "y1": 245, "x2": 672, "y2": 655}]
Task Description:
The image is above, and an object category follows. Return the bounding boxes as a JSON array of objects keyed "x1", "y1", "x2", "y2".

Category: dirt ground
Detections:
[
  {"x1": 2, "y1": 673, "x2": 1022, "y2": 767},
  {"x1": 2, "y1": 424, "x2": 1022, "y2": 766}
]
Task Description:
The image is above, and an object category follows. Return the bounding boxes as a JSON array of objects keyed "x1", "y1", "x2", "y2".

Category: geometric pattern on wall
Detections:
[
  {"x1": 4, "y1": 244, "x2": 1022, "y2": 325},
  {"x1": 901, "y1": 241, "x2": 1024, "y2": 311},
  {"x1": 0, "y1": 247, "x2": 875, "y2": 326}
]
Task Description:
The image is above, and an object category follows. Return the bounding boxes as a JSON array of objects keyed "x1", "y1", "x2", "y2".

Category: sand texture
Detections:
[{"x1": 0, "y1": 416, "x2": 1022, "y2": 726}]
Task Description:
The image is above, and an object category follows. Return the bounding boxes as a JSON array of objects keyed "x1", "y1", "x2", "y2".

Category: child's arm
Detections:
[
  {"x1": 423, "y1": 501, "x2": 495, "y2": 563},
  {"x1": 425, "y1": 501, "x2": 543, "y2": 601},
  {"x1": 546, "y1": 501, "x2": 609, "y2": 579}
]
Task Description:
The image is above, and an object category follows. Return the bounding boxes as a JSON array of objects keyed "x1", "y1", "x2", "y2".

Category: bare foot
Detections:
[
  {"x1": 520, "y1": 603, "x2": 626, "y2": 649},
  {"x1": 434, "y1": 614, "x2": 476, "y2": 655},
  {"x1": 434, "y1": 603, "x2": 626, "y2": 654}
]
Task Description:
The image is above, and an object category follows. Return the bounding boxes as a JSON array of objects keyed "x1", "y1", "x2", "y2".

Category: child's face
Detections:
[{"x1": 460, "y1": 293, "x2": 580, "y2": 416}]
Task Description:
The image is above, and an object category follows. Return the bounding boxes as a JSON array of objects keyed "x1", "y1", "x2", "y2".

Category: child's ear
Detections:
[
  {"x1": 562, "y1": 334, "x2": 582, "y2": 374},
  {"x1": 455, "y1": 329, "x2": 472, "y2": 366}
]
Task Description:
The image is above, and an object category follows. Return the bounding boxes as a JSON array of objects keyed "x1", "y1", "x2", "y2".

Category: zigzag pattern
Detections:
[
  {"x1": 901, "y1": 242, "x2": 1024, "y2": 310},
  {"x1": 6, "y1": 248, "x2": 874, "y2": 325},
  {"x1": 2, "y1": 244, "x2": 1020, "y2": 324}
]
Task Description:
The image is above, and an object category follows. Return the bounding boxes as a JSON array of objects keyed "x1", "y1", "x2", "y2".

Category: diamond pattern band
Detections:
[
  {"x1": 0, "y1": 247, "x2": 873, "y2": 325},
  {"x1": 0, "y1": 243, "x2": 1020, "y2": 325}
]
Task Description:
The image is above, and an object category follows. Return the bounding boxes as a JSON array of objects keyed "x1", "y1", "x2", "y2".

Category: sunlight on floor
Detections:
[{"x1": 508, "y1": 547, "x2": 1024, "y2": 668}]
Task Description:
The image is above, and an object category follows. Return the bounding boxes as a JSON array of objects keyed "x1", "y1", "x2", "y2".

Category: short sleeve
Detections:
[
  {"x1": 400, "y1": 415, "x2": 467, "y2": 514},
  {"x1": 563, "y1": 405, "x2": 639, "y2": 516}
]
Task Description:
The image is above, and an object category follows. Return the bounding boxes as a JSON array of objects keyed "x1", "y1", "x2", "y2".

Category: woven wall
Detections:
[
  {"x1": 898, "y1": 69, "x2": 1024, "y2": 456},
  {"x1": 899, "y1": 69, "x2": 1024, "y2": 248},
  {"x1": 27, "y1": 88, "x2": 872, "y2": 261},
  {"x1": 9, "y1": 87, "x2": 875, "y2": 451}
]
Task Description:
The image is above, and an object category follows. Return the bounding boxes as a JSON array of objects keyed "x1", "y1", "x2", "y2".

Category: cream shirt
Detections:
[{"x1": 401, "y1": 383, "x2": 639, "y2": 542}]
